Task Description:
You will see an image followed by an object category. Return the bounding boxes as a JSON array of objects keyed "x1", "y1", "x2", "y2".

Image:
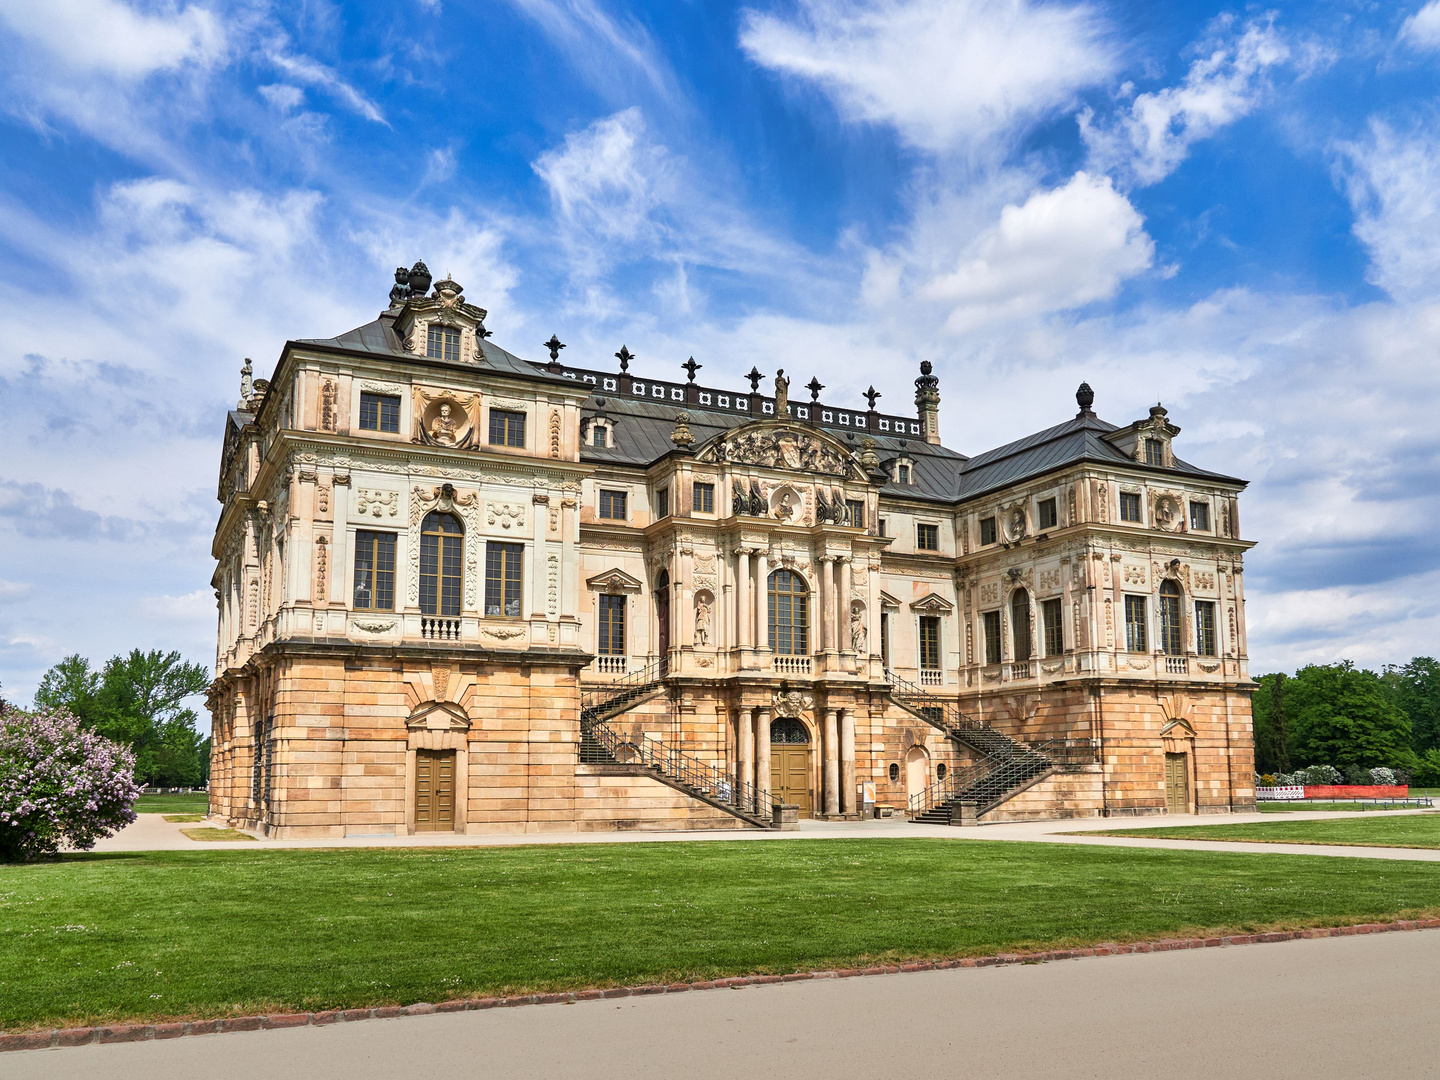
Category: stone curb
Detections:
[{"x1": 6, "y1": 917, "x2": 1439, "y2": 1054}]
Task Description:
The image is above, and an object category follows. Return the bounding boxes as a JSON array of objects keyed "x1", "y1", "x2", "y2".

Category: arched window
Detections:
[
  {"x1": 771, "y1": 717, "x2": 809, "y2": 744},
  {"x1": 419, "y1": 511, "x2": 463, "y2": 616},
  {"x1": 1011, "y1": 589, "x2": 1032, "y2": 661},
  {"x1": 1159, "y1": 580, "x2": 1184, "y2": 656},
  {"x1": 768, "y1": 569, "x2": 809, "y2": 655}
]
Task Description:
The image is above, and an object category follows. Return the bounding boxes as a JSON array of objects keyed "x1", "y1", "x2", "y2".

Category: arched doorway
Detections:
[
  {"x1": 770, "y1": 717, "x2": 812, "y2": 817},
  {"x1": 905, "y1": 746, "x2": 929, "y2": 804}
]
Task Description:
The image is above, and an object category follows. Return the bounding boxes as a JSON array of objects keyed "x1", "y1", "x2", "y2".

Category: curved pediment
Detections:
[
  {"x1": 695, "y1": 420, "x2": 867, "y2": 481},
  {"x1": 406, "y1": 700, "x2": 471, "y2": 731}
]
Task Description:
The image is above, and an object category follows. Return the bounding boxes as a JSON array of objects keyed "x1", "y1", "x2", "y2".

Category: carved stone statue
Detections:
[
  {"x1": 694, "y1": 599, "x2": 711, "y2": 646},
  {"x1": 851, "y1": 608, "x2": 867, "y2": 653},
  {"x1": 774, "y1": 370, "x2": 789, "y2": 415},
  {"x1": 430, "y1": 403, "x2": 458, "y2": 445}
]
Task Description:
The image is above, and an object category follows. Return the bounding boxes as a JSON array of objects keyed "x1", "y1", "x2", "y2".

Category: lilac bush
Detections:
[{"x1": 0, "y1": 704, "x2": 140, "y2": 861}]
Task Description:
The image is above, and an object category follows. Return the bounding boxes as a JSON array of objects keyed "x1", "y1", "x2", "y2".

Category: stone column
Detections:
[
  {"x1": 839, "y1": 557, "x2": 853, "y2": 652},
  {"x1": 738, "y1": 708, "x2": 754, "y2": 800},
  {"x1": 840, "y1": 708, "x2": 856, "y2": 815},
  {"x1": 736, "y1": 548, "x2": 751, "y2": 649},
  {"x1": 819, "y1": 556, "x2": 834, "y2": 652},
  {"x1": 823, "y1": 707, "x2": 840, "y2": 816},
  {"x1": 755, "y1": 550, "x2": 769, "y2": 650},
  {"x1": 755, "y1": 707, "x2": 772, "y2": 805},
  {"x1": 531, "y1": 494, "x2": 548, "y2": 620}
]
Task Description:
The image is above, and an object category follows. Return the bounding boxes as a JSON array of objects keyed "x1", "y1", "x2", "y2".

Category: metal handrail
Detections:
[
  {"x1": 580, "y1": 657, "x2": 668, "y2": 731},
  {"x1": 582, "y1": 724, "x2": 777, "y2": 823}
]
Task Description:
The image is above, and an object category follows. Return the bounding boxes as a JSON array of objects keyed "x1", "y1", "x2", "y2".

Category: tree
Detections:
[
  {"x1": 1383, "y1": 657, "x2": 1440, "y2": 753},
  {"x1": 1286, "y1": 663, "x2": 1416, "y2": 772},
  {"x1": 32, "y1": 649, "x2": 211, "y2": 787},
  {"x1": 1252, "y1": 672, "x2": 1291, "y2": 774},
  {"x1": 0, "y1": 704, "x2": 140, "y2": 861}
]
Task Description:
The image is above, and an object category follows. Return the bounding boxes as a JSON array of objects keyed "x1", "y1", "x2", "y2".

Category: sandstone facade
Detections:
[{"x1": 208, "y1": 265, "x2": 1256, "y2": 836}]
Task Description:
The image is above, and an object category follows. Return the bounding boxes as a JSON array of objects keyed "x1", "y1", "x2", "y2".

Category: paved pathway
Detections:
[
  {"x1": 92, "y1": 807, "x2": 1440, "y2": 861},
  {"x1": 11, "y1": 929, "x2": 1440, "y2": 1079}
]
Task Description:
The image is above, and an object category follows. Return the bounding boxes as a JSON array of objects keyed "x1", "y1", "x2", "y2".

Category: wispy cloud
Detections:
[
  {"x1": 1081, "y1": 16, "x2": 1291, "y2": 187},
  {"x1": 0, "y1": 0, "x2": 225, "y2": 78},
  {"x1": 265, "y1": 44, "x2": 387, "y2": 125},
  {"x1": 1336, "y1": 119, "x2": 1440, "y2": 302},
  {"x1": 503, "y1": 0, "x2": 676, "y2": 100},
  {"x1": 740, "y1": 0, "x2": 1117, "y2": 154}
]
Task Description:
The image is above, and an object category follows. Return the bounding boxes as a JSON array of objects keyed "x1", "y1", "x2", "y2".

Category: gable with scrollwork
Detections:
[{"x1": 695, "y1": 422, "x2": 867, "y2": 480}]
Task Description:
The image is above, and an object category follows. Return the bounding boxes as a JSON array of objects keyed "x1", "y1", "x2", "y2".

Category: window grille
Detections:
[
  {"x1": 598, "y1": 594, "x2": 626, "y2": 655},
  {"x1": 426, "y1": 325, "x2": 461, "y2": 361},
  {"x1": 768, "y1": 570, "x2": 809, "y2": 656},
  {"x1": 484, "y1": 542, "x2": 523, "y2": 617},
  {"x1": 489, "y1": 409, "x2": 526, "y2": 447},
  {"x1": 359, "y1": 392, "x2": 400, "y2": 433},
  {"x1": 1125, "y1": 595, "x2": 1148, "y2": 651},
  {"x1": 353, "y1": 530, "x2": 396, "y2": 610},
  {"x1": 419, "y1": 512, "x2": 463, "y2": 617},
  {"x1": 1042, "y1": 597, "x2": 1064, "y2": 656}
]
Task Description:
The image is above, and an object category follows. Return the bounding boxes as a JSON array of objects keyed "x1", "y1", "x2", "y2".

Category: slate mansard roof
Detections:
[{"x1": 283, "y1": 312, "x2": 1246, "y2": 503}]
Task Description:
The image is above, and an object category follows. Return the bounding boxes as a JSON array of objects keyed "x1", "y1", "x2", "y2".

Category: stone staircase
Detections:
[
  {"x1": 884, "y1": 669, "x2": 1058, "y2": 822},
  {"x1": 580, "y1": 662, "x2": 776, "y2": 830}
]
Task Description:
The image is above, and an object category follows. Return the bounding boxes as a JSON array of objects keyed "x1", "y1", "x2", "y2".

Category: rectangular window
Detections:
[
  {"x1": 880, "y1": 611, "x2": 890, "y2": 667},
  {"x1": 352, "y1": 531, "x2": 396, "y2": 610},
  {"x1": 597, "y1": 594, "x2": 626, "y2": 655},
  {"x1": 599, "y1": 490, "x2": 627, "y2": 520},
  {"x1": 1195, "y1": 600, "x2": 1217, "y2": 656},
  {"x1": 877, "y1": 517, "x2": 888, "y2": 538},
  {"x1": 427, "y1": 324, "x2": 461, "y2": 361},
  {"x1": 845, "y1": 499, "x2": 865, "y2": 528},
  {"x1": 1189, "y1": 501, "x2": 1210, "y2": 531},
  {"x1": 1042, "y1": 597, "x2": 1064, "y2": 657},
  {"x1": 1038, "y1": 498, "x2": 1058, "y2": 530},
  {"x1": 591, "y1": 425, "x2": 608, "y2": 448},
  {"x1": 919, "y1": 616, "x2": 941, "y2": 670},
  {"x1": 693, "y1": 482, "x2": 715, "y2": 514},
  {"x1": 489, "y1": 409, "x2": 526, "y2": 447},
  {"x1": 983, "y1": 611, "x2": 1002, "y2": 665},
  {"x1": 896, "y1": 462, "x2": 912, "y2": 484},
  {"x1": 1145, "y1": 438, "x2": 1165, "y2": 466},
  {"x1": 655, "y1": 487, "x2": 670, "y2": 518},
  {"x1": 1160, "y1": 589, "x2": 1183, "y2": 656},
  {"x1": 1120, "y1": 492, "x2": 1143, "y2": 523},
  {"x1": 484, "y1": 542, "x2": 524, "y2": 618},
  {"x1": 1124, "y1": 595, "x2": 1148, "y2": 652},
  {"x1": 916, "y1": 523, "x2": 939, "y2": 551},
  {"x1": 979, "y1": 516, "x2": 997, "y2": 545},
  {"x1": 359, "y1": 392, "x2": 400, "y2": 433}
]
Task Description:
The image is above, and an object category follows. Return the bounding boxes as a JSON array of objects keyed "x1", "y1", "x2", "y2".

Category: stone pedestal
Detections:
[
  {"x1": 949, "y1": 801, "x2": 979, "y2": 827},
  {"x1": 772, "y1": 802, "x2": 800, "y2": 829}
]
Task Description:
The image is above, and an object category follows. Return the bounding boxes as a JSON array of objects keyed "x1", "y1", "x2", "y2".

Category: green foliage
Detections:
[
  {"x1": 1251, "y1": 672, "x2": 1291, "y2": 774},
  {"x1": 32, "y1": 650, "x2": 210, "y2": 787},
  {"x1": 1252, "y1": 662, "x2": 1416, "y2": 774},
  {"x1": 1382, "y1": 657, "x2": 1440, "y2": 753},
  {"x1": 1412, "y1": 749, "x2": 1440, "y2": 788}
]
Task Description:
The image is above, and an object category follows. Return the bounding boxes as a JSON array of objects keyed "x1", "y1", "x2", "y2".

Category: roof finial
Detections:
[
  {"x1": 544, "y1": 334, "x2": 566, "y2": 361},
  {"x1": 1076, "y1": 381, "x2": 1095, "y2": 416},
  {"x1": 615, "y1": 345, "x2": 633, "y2": 372},
  {"x1": 806, "y1": 376, "x2": 824, "y2": 402},
  {"x1": 863, "y1": 385, "x2": 880, "y2": 410},
  {"x1": 682, "y1": 356, "x2": 702, "y2": 382},
  {"x1": 746, "y1": 366, "x2": 763, "y2": 391}
]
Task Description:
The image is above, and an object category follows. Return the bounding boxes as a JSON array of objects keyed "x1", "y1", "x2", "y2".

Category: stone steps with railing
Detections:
[
  {"x1": 883, "y1": 668, "x2": 1097, "y2": 822},
  {"x1": 579, "y1": 659, "x2": 777, "y2": 829}
]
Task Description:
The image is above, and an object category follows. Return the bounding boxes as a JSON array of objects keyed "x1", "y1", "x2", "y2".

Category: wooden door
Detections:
[
  {"x1": 415, "y1": 749, "x2": 456, "y2": 831},
  {"x1": 906, "y1": 746, "x2": 929, "y2": 804},
  {"x1": 1164, "y1": 752, "x2": 1188, "y2": 814},
  {"x1": 769, "y1": 746, "x2": 812, "y2": 817}
]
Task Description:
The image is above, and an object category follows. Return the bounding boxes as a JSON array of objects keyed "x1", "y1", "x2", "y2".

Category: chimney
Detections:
[{"x1": 914, "y1": 361, "x2": 941, "y2": 445}]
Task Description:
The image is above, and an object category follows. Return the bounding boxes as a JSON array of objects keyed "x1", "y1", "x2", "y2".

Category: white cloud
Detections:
[
  {"x1": 534, "y1": 108, "x2": 667, "y2": 246},
  {"x1": 1401, "y1": 1, "x2": 1440, "y2": 49},
  {"x1": 503, "y1": 0, "x2": 675, "y2": 99},
  {"x1": 258, "y1": 83, "x2": 305, "y2": 112},
  {"x1": 739, "y1": 0, "x2": 1116, "y2": 153},
  {"x1": 919, "y1": 171, "x2": 1154, "y2": 332},
  {"x1": 1081, "y1": 17, "x2": 1289, "y2": 187},
  {"x1": 0, "y1": 0, "x2": 225, "y2": 78},
  {"x1": 422, "y1": 147, "x2": 458, "y2": 187},
  {"x1": 0, "y1": 581, "x2": 32, "y2": 604},
  {"x1": 1337, "y1": 121, "x2": 1440, "y2": 303},
  {"x1": 266, "y1": 46, "x2": 387, "y2": 124},
  {"x1": 139, "y1": 589, "x2": 215, "y2": 622}
]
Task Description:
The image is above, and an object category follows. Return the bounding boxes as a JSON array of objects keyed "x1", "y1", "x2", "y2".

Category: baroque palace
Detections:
[{"x1": 207, "y1": 262, "x2": 1257, "y2": 836}]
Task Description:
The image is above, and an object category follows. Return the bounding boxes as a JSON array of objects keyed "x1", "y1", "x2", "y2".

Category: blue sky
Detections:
[{"x1": 3, "y1": 0, "x2": 1440, "y2": 705}]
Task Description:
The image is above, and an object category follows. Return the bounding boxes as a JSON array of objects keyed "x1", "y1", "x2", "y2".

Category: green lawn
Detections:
[
  {"x1": 1258, "y1": 802, "x2": 1408, "y2": 813},
  {"x1": 133, "y1": 794, "x2": 210, "y2": 814},
  {"x1": 1091, "y1": 813, "x2": 1440, "y2": 849},
  {"x1": 5, "y1": 839, "x2": 1440, "y2": 1031}
]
